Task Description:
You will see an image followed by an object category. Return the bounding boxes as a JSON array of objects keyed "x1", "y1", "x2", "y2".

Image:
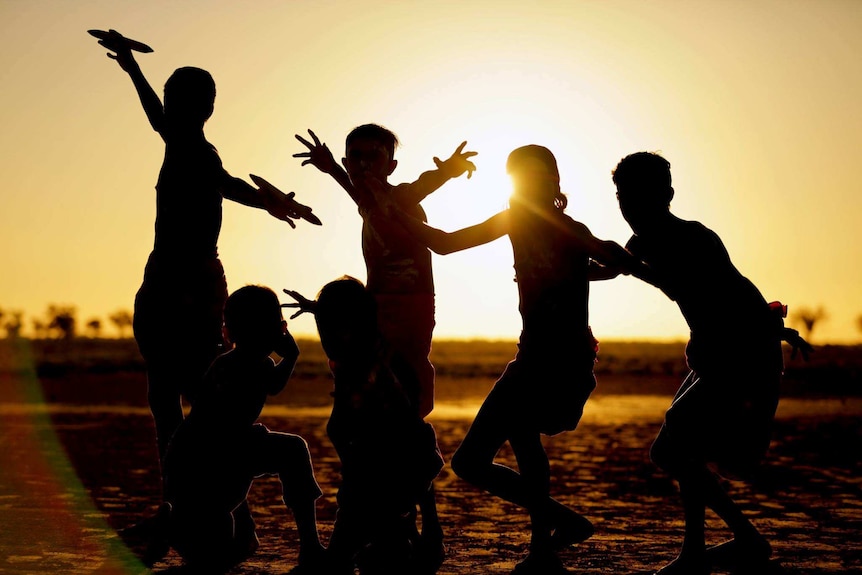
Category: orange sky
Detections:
[{"x1": 1, "y1": 0, "x2": 860, "y2": 342}]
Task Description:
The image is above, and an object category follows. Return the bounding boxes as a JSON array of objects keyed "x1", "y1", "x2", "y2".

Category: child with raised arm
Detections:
[
  {"x1": 99, "y1": 34, "x2": 318, "y2": 467},
  {"x1": 294, "y1": 124, "x2": 475, "y2": 418},
  {"x1": 610, "y1": 151, "x2": 812, "y2": 575},
  {"x1": 294, "y1": 124, "x2": 474, "y2": 563},
  {"x1": 162, "y1": 285, "x2": 325, "y2": 573},
  {"x1": 284, "y1": 277, "x2": 444, "y2": 575},
  {"x1": 378, "y1": 145, "x2": 648, "y2": 574}
]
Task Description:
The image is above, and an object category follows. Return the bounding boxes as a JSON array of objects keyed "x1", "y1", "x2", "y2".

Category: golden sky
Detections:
[{"x1": 1, "y1": 0, "x2": 860, "y2": 342}]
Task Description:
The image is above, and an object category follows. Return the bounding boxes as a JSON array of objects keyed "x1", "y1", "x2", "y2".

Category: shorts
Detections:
[
  {"x1": 482, "y1": 349, "x2": 597, "y2": 437},
  {"x1": 660, "y1": 350, "x2": 782, "y2": 478},
  {"x1": 165, "y1": 423, "x2": 322, "y2": 516},
  {"x1": 133, "y1": 252, "x2": 228, "y2": 394}
]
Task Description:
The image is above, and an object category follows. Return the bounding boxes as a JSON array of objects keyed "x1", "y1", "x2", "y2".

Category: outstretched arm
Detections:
[
  {"x1": 294, "y1": 129, "x2": 360, "y2": 204},
  {"x1": 390, "y1": 206, "x2": 508, "y2": 255},
  {"x1": 394, "y1": 141, "x2": 477, "y2": 207},
  {"x1": 106, "y1": 44, "x2": 165, "y2": 136},
  {"x1": 566, "y1": 222, "x2": 661, "y2": 286},
  {"x1": 782, "y1": 327, "x2": 813, "y2": 361},
  {"x1": 220, "y1": 174, "x2": 319, "y2": 229},
  {"x1": 587, "y1": 260, "x2": 625, "y2": 281}
]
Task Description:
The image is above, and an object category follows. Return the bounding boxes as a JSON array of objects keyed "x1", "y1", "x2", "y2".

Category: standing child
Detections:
[
  {"x1": 610, "y1": 151, "x2": 811, "y2": 575},
  {"x1": 162, "y1": 285, "x2": 325, "y2": 573},
  {"x1": 96, "y1": 32, "x2": 316, "y2": 473},
  {"x1": 380, "y1": 145, "x2": 649, "y2": 574},
  {"x1": 285, "y1": 277, "x2": 444, "y2": 575},
  {"x1": 95, "y1": 32, "x2": 319, "y2": 560},
  {"x1": 293, "y1": 124, "x2": 475, "y2": 561}
]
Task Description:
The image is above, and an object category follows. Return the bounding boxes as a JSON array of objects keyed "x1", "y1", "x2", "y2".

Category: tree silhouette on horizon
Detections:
[
  {"x1": 108, "y1": 309, "x2": 133, "y2": 338},
  {"x1": 792, "y1": 306, "x2": 827, "y2": 342},
  {"x1": 47, "y1": 305, "x2": 77, "y2": 340}
]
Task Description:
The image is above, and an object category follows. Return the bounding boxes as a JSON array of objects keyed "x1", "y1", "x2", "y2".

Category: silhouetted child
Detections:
[
  {"x1": 285, "y1": 277, "x2": 444, "y2": 575},
  {"x1": 611, "y1": 151, "x2": 812, "y2": 575},
  {"x1": 381, "y1": 145, "x2": 648, "y2": 574},
  {"x1": 294, "y1": 124, "x2": 475, "y2": 561},
  {"x1": 100, "y1": 35, "x2": 315, "y2": 470},
  {"x1": 162, "y1": 285, "x2": 325, "y2": 573}
]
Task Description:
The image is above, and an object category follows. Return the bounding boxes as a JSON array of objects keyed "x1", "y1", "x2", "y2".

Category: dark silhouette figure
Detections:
[
  {"x1": 611, "y1": 151, "x2": 812, "y2": 575},
  {"x1": 97, "y1": 34, "x2": 314, "y2": 472},
  {"x1": 160, "y1": 285, "x2": 325, "y2": 572},
  {"x1": 285, "y1": 277, "x2": 444, "y2": 575},
  {"x1": 294, "y1": 124, "x2": 475, "y2": 565},
  {"x1": 95, "y1": 33, "x2": 318, "y2": 564},
  {"x1": 382, "y1": 145, "x2": 648, "y2": 574}
]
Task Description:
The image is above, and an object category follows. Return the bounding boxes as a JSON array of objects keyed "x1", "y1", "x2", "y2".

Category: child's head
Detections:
[
  {"x1": 313, "y1": 276, "x2": 378, "y2": 364},
  {"x1": 342, "y1": 124, "x2": 399, "y2": 183},
  {"x1": 506, "y1": 145, "x2": 567, "y2": 212},
  {"x1": 223, "y1": 285, "x2": 285, "y2": 354},
  {"x1": 163, "y1": 67, "x2": 216, "y2": 127},
  {"x1": 611, "y1": 152, "x2": 674, "y2": 233}
]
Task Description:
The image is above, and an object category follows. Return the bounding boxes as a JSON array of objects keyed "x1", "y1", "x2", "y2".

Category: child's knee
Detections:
[
  {"x1": 451, "y1": 445, "x2": 478, "y2": 482},
  {"x1": 283, "y1": 433, "x2": 311, "y2": 455},
  {"x1": 268, "y1": 431, "x2": 312, "y2": 462},
  {"x1": 649, "y1": 428, "x2": 676, "y2": 472}
]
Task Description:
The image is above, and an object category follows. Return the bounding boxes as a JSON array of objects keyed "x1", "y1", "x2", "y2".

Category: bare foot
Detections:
[
  {"x1": 706, "y1": 535, "x2": 772, "y2": 569},
  {"x1": 512, "y1": 549, "x2": 568, "y2": 575},
  {"x1": 654, "y1": 554, "x2": 710, "y2": 575},
  {"x1": 550, "y1": 509, "x2": 594, "y2": 550}
]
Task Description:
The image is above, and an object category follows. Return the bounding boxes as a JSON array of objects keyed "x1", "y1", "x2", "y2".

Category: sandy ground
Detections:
[{"x1": 1, "y1": 381, "x2": 861, "y2": 575}]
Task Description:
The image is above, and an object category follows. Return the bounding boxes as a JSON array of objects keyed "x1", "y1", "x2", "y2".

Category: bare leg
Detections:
[
  {"x1": 146, "y1": 366, "x2": 185, "y2": 466},
  {"x1": 451, "y1": 395, "x2": 582, "y2": 574},
  {"x1": 452, "y1": 396, "x2": 590, "y2": 539},
  {"x1": 263, "y1": 432, "x2": 326, "y2": 566},
  {"x1": 415, "y1": 483, "x2": 446, "y2": 573}
]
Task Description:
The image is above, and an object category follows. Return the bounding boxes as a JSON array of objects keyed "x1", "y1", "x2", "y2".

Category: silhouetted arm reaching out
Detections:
[
  {"x1": 587, "y1": 260, "x2": 624, "y2": 281},
  {"x1": 294, "y1": 129, "x2": 360, "y2": 204},
  {"x1": 393, "y1": 141, "x2": 478, "y2": 207},
  {"x1": 389, "y1": 206, "x2": 509, "y2": 255},
  {"x1": 108, "y1": 45, "x2": 165, "y2": 136},
  {"x1": 782, "y1": 327, "x2": 813, "y2": 361}
]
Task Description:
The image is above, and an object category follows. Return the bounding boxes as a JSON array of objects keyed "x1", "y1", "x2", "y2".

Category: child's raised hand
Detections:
[
  {"x1": 105, "y1": 43, "x2": 136, "y2": 72},
  {"x1": 282, "y1": 289, "x2": 317, "y2": 319},
  {"x1": 433, "y1": 141, "x2": 478, "y2": 179},
  {"x1": 294, "y1": 130, "x2": 337, "y2": 174}
]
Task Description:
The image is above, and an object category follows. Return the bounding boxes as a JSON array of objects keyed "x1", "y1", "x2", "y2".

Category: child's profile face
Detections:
[
  {"x1": 342, "y1": 139, "x2": 397, "y2": 183},
  {"x1": 616, "y1": 185, "x2": 662, "y2": 234}
]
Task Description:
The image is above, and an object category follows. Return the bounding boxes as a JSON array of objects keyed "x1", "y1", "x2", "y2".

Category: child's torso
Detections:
[
  {"x1": 153, "y1": 135, "x2": 225, "y2": 258},
  {"x1": 361, "y1": 202, "x2": 434, "y2": 295},
  {"x1": 509, "y1": 212, "x2": 591, "y2": 356}
]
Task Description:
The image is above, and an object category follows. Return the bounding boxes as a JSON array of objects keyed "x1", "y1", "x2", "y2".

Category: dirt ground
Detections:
[{"x1": 1, "y1": 382, "x2": 861, "y2": 575}]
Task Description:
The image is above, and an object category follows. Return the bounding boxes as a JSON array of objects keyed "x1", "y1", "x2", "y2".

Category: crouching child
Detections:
[{"x1": 162, "y1": 285, "x2": 326, "y2": 573}]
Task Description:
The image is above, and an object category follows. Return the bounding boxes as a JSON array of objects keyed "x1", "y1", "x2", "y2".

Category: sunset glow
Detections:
[{"x1": 1, "y1": 0, "x2": 860, "y2": 342}]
